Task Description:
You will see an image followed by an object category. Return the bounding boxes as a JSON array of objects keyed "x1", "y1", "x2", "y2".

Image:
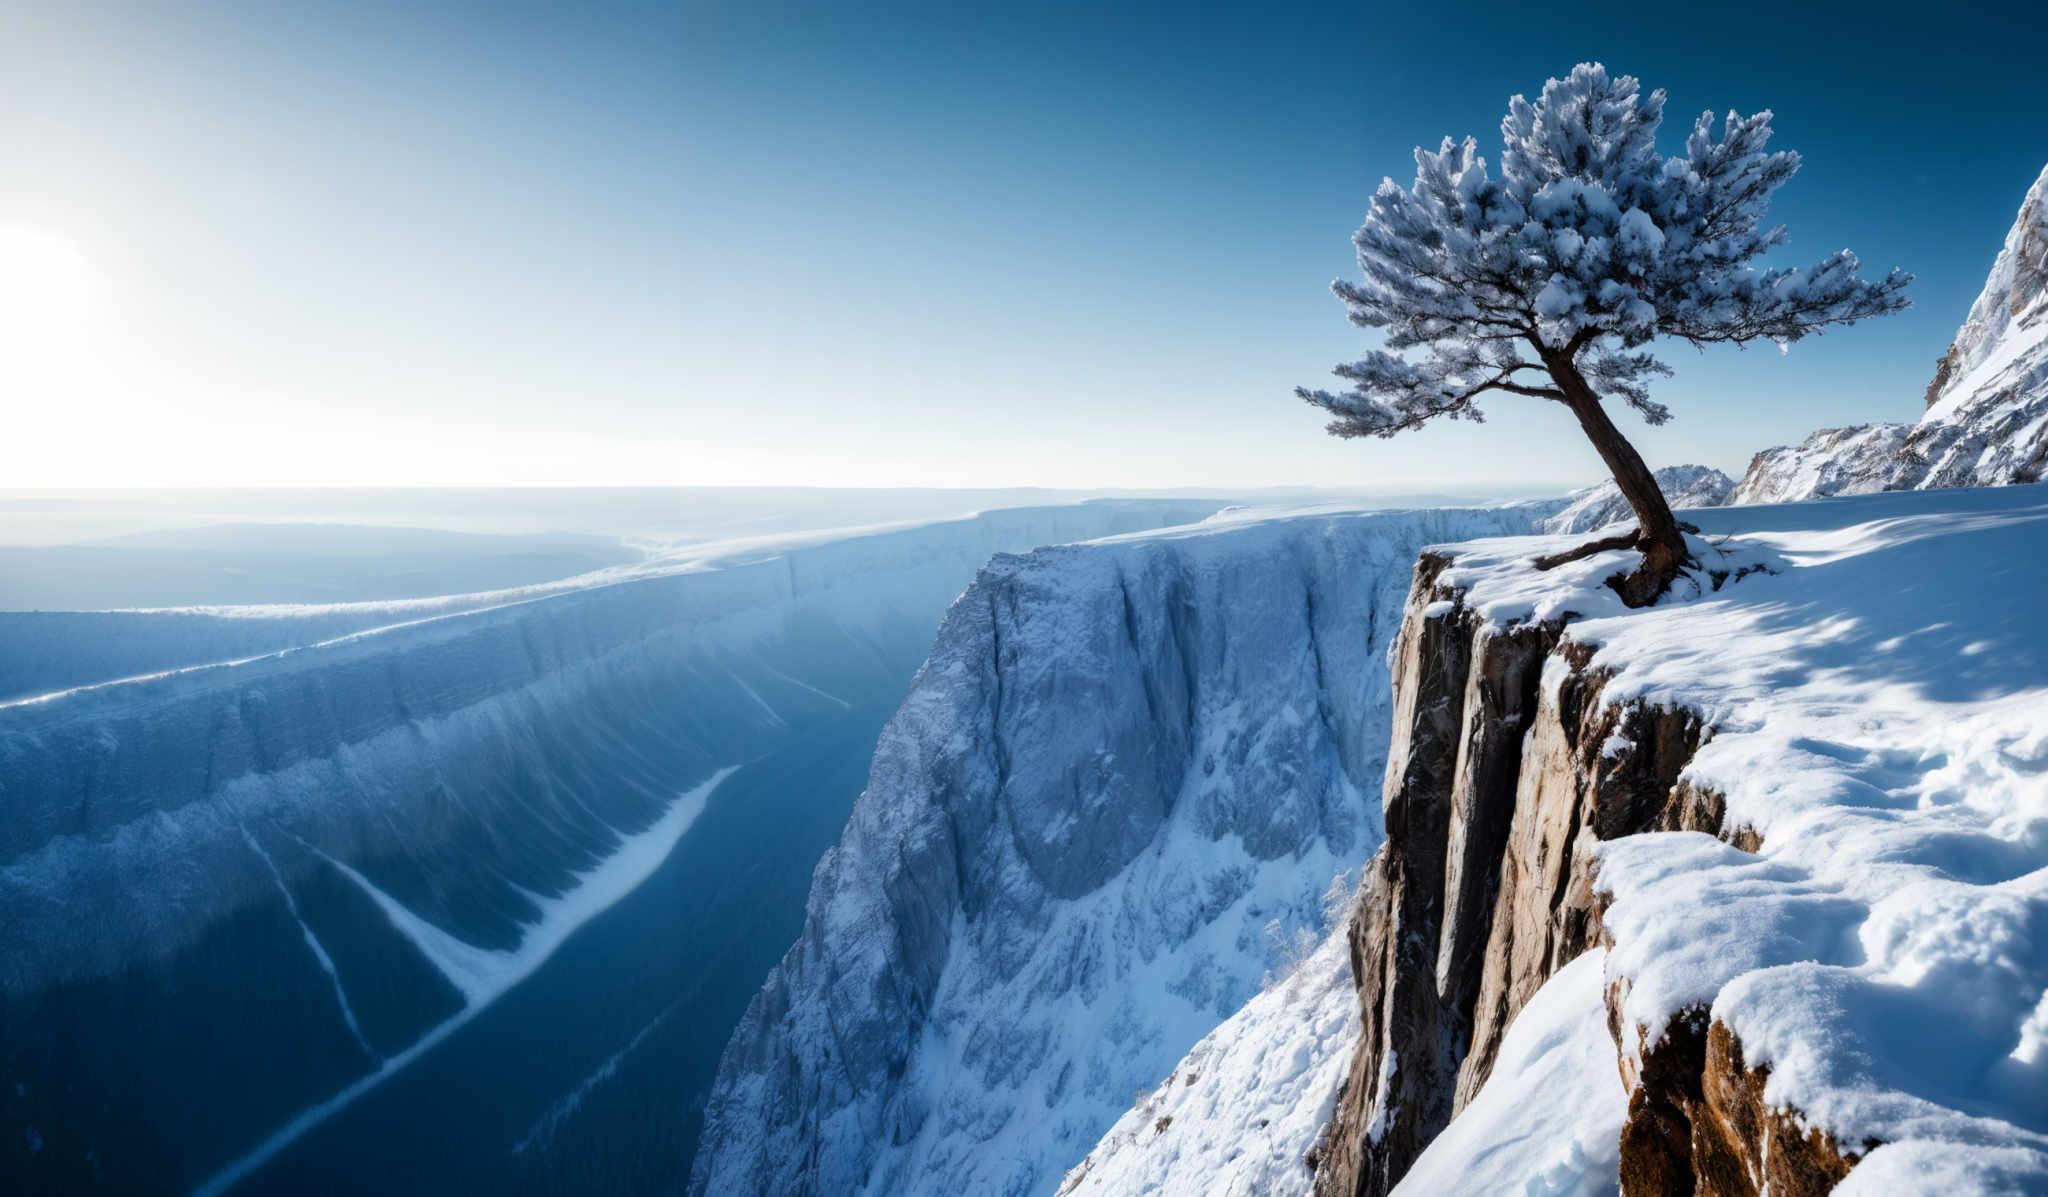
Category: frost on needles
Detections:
[{"x1": 1298, "y1": 62, "x2": 1910, "y2": 605}]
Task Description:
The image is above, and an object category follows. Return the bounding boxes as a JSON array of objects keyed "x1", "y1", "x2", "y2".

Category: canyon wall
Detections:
[{"x1": 1310, "y1": 553, "x2": 1865, "y2": 1197}]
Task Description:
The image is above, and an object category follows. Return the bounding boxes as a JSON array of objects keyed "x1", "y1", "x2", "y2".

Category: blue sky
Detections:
[{"x1": 2, "y1": 0, "x2": 2039, "y2": 489}]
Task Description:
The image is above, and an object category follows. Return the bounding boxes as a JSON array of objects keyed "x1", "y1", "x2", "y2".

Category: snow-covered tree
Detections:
[{"x1": 1299, "y1": 63, "x2": 1910, "y2": 603}]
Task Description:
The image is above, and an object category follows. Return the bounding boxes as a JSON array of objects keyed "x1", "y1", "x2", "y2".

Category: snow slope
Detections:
[
  {"x1": 689, "y1": 502, "x2": 1562, "y2": 1197},
  {"x1": 1391, "y1": 950, "x2": 1626, "y2": 1197},
  {"x1": 0, "y1": 499, "x2": 1223, "y2": 1195},
  {"x1": 1737, "y1": 162, "x2": 2048, "y2": 503},
  {"x1": 1433, "y1": 484, "x2": 2048, "y2": 1187},
  {"x1": 1056, "y1": 916, "x2": 1362, "y2": 1197}
]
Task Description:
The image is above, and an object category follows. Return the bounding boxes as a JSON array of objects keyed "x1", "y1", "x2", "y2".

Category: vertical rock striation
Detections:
[
  {"x1": 689, "y1": 506, "x2": 1558, "y2": 1197},
  {"x1": 1310, "y1": 554, "x2": 1748, "y2": 1197}
]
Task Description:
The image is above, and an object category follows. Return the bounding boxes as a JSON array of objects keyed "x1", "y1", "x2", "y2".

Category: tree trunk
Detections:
[{"x1": 1541, "y1": 352, "x2": 1687, "y2": 606}]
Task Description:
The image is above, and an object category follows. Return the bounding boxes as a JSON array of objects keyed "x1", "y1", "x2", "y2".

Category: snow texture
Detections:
[
  {"x1": 689, "y1": 502, "x2": 1560, "y2": 1197},
  {"x1": 1392, "y1": 950, "x2": 1626, "y2": 1197},
  {"x1": 1737, "y1": 162, "x2": 2048, "y2": 504},
  {"x1": 1441, "y1": 484, "x2": 2048, "y2": 1186},
  {"x1": 1540, "y1": 463, "x2": 1735, "y2": 534},
  {"x1": 1054, "y1": 915, "x2": 1362, "y2": 1197}
]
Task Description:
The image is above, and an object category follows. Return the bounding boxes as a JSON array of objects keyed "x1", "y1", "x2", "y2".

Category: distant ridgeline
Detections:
[{"x1": 0, "y1": 500, "x2": 1222, "y2": 1195}]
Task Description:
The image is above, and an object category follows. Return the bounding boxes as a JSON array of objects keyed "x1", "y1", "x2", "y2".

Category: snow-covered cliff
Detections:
[
  {"x1": 1737, "y1": 163, "x2": 2048, "y2": 503},
  {"x1": 688, "y1": 503, "x2": 1557, "y2": 1197},
  {"x1": 0, "y1": 500, "x2": 1223, "y2": 1195},
  {"x1": 1294, "y1": 485, "x2": 2048, "y2": 1196}
]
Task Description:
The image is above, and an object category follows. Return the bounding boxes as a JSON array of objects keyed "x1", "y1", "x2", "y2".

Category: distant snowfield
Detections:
[
  {"x1": 0, "y1": 496, "x2": 1236, "y2": 1193},
  {"x1": 0, "y1": 499, "x2": 1232, "y2": 705}
]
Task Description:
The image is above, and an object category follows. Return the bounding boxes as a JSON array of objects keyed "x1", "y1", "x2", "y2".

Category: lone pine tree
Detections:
[{"x1": 1299, "y1": 63, "x2": 1910, "y2": 604}]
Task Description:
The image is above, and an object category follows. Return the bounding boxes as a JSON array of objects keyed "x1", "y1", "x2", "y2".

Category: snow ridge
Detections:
[{"x1": 1737, "y1": 161, "x2": 2048, "y2": 504}]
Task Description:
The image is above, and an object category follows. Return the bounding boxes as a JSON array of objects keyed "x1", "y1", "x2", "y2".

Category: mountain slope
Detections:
[
  {"x1": 1541, "y1": 464, "x2": 1734, "y2": 535},
  {"x1": 1737, "y1": 162, "x2": 2048, "y2": 503}
]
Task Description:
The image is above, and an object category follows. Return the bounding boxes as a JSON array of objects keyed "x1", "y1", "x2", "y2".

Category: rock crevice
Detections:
[{"x1": 1311, "y1": 551, "x2": 1860, "y2": 1197}]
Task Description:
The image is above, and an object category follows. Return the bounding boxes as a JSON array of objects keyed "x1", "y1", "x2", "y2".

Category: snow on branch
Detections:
[
  {"x1": 1300, "y1": 63, "x2": 1911, "y2": 434},
  {"x1": 1297, "y1": 346, "x2": 1560, "y2": 439}
]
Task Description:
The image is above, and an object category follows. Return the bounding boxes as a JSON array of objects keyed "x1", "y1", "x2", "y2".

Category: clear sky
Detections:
[{"x1": 2, "y1": 0, "x2": 2040, "y2": 490}]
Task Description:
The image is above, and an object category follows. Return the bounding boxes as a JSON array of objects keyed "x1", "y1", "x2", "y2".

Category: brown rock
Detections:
[
  {"x1": 1606, "y1": 985, "x2": 1869, "y2": 1195},
  {"x1": 1313, "y1": 552, "x2": 1736, "y2": 1197}
]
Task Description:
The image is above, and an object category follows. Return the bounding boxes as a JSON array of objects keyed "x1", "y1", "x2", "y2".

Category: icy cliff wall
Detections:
[{"x1": 690, "y1": 503, "x2": 1555, "y2": 1197}]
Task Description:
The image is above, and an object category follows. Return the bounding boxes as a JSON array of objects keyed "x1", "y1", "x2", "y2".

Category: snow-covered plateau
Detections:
[{"x1": 0, "y1": 499, "x2": 1225, "y2": 1195}]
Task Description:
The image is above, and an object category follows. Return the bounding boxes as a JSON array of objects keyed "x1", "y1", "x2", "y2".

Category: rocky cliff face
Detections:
[
  {"x1": 688, "y1": 504, "x2": 1556, "y2": 1197},
  {"x1": 1309, "y1": 490, "x2": 2048, "y2": 1196},
  {"x1": 1309, "y1": 556, "x2": 1742, "y2": 1196},
  {"x1": 1736, "y1": 162, "x2": 2048, "y2": 504}
]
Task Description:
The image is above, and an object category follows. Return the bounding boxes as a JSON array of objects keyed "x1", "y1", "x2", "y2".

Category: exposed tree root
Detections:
[
  {"x1": 1532, "y1": 528, "x2": 1641, "y2": 570},
  {"x1": 1533, "y1": 526, "x2": 1696, "y2": 608}
]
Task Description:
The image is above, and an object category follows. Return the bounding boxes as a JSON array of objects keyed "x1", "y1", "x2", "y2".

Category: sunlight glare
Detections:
[{"x1": 0, "y1": 226, "x2": 94, "y2": 358}]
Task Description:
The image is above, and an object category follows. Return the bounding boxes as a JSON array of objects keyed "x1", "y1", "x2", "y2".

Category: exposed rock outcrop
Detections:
[
  {"x1": 1310, "y1": 555, "x2": 1739, "y2": 1197},
  {"x1": 1736, "y1": 162, "x2": 2048, "y2": 504},
  {"x1": 1605, "y1": 998, "x2": 1867, "y2": 1197}
]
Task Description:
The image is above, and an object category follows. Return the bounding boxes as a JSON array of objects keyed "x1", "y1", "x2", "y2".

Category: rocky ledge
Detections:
[
  {"x1": 1311, "y1": 491, "x2": 2048, "y2": 1196},
  {"x1": 1311, "y1": 551, "x2": 1767, "y2": 1196}
]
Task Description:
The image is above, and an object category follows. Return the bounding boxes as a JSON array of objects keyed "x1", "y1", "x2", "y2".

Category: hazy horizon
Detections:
[
  {"x1": 0, "y1": 481, "x2": 1558, "y2": 550},
  {"x1": 4, "y1": 1, "x2": 2041, "y2": 491}
]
